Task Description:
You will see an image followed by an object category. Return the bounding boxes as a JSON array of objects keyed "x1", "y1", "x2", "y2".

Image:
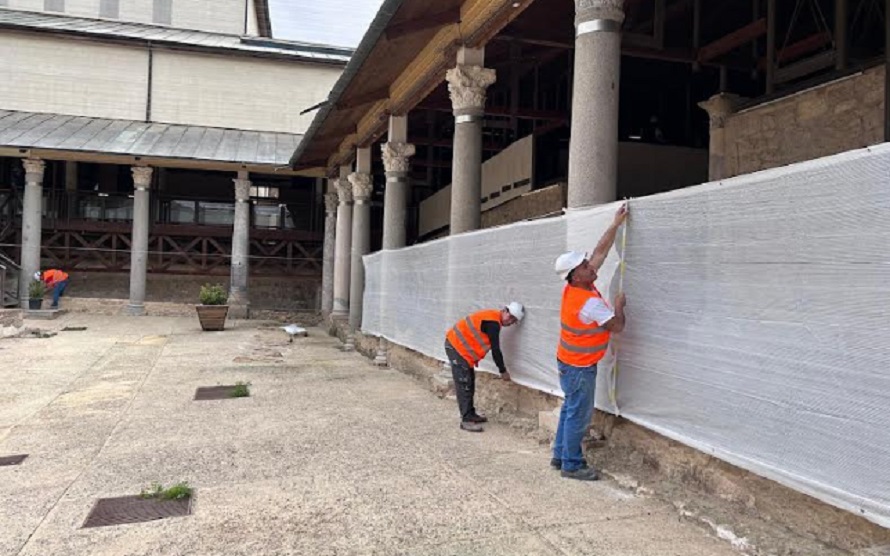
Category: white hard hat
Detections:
[
  {"x1": 506, "y1": 302, "x2": 524, "y2": 321},
  {"x1": 554, "y1": 251, "x2": 586, "y2": 280},
  {"x1": 33, "y1": 271, "x2": 41, "y2": 280}
]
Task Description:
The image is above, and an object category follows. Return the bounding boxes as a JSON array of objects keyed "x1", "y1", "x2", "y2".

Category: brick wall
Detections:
[{"x1": 724, "y1": 65, "x2": 885, "y2": 178}]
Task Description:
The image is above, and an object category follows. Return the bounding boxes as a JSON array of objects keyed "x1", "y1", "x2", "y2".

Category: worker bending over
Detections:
[
  {"x1": 444, "y1": 302, "x2": 525, "y2": 432},
  {"x1": 36, "y1": 268, "x2": 69, "y2": 309}
]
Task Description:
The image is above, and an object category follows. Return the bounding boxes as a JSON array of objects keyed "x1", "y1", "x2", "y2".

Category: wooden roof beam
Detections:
[
  {"x1": 698, "y1": 18, "x2": 767, "y2": 63},
  {"x1": 385, "y1": 6, "x2": 462, "y2": 41},
  {"x1": 335, "y1": 86, "x2": 391, "y2": 110},
  {"x1": 757, "y1": 31, "x2": 833, "y2": 71}
]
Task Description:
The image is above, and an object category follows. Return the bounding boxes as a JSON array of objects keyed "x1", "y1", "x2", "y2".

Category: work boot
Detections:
[
  {"x1": 551, "y1": 458, "x2": 589, "y2": 470},
  {"x1": 460, "y1": 421, "x2": 484, "y2": 433},
  {"x1": 467, "y1": 413, "x2": 488, "y2": 423},
  {"x1": 561, "y1": 467, "x2": 600, "y2": 481}
]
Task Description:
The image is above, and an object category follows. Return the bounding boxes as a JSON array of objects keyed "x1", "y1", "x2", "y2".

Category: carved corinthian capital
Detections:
[
  {"x1": 381, "y1": 142, "x2": 416, "y2": 174},
  {"x1": 575, "y1": 0, "x2": 625, "y2": 24},
  {"x1": 131, "y1": 166, "x2": 153, "y2": 190},
  {"x1": 324, "y1": 192, "x2": 339, "y2": 214},
  {"x1": 446, "y1": 64, "x2": 497, "y2": 116},
  {"x1": 335, "y1": 178, "x2": 353, "y2": 204},
  {"x1": 22, "y1": 158, "x2": 45, "y2": 184},
  {"x1": 348, "y1": 172, "x2": 373, "y2": 202}
]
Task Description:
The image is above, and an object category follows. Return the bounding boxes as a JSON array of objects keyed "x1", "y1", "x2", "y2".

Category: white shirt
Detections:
[{"x1": 579, "y1": 296, "x2": 614, "y2": 326}]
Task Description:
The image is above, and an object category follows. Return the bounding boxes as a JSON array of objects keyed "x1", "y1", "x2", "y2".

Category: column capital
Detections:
[
  {"x1": 23, "y1": 158, "x2": 45, "y2": 182},
  {"x1": 381, "y1": 142, "x2": 416, "y2": 174},
  {"x1": 324, "y1": 192, "x2": 339, "y2": 214},
  {"x1": 575, "y1": 0, "x2": 625, "y2": 25},
  {"x1": 335, "y1": 177, "x2": 353, "y2": 204},
  {"x1": 233, "y1": 177, "x2": 251, "y2": 202},
  {"x1": 348, "y1": 172, "x2": 373, "y2": 202},
  {"x1": 131, "y1": 166, "x2": 153, "y2": 190},
  {"x1": 699, "y1": 93, "x2": 744, "y2": 129},
  {"x1": 446, "y1": 64, "x2": 496, "y2": 117}
]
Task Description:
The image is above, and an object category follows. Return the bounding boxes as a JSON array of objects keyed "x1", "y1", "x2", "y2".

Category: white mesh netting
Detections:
[{"x1": 362, "y1": 145, "x2": 890, "y2": 527}]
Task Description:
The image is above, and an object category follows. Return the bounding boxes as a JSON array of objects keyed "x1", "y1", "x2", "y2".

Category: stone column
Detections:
[
  {"x1": 321, "y1": 185, "x2": 338, "y2": 316},
  {"x1": 446, "y1": 47, "x2": 495, "y2": 235},
  {"x1": 699, "y1": 93, "x2": 742, "y2": 181},
  {"x1": 332, "y1": 171, "x2": 353, "y2": 317},
  {"x1": 228, "y1": 171, "x2": 251, "y2": 319},
  {"x1": 127, "y1": 166, "x2": 153, "y2": 316},
  {"x1": 348, "y1": 149, "x2": 373, "y2": 334},
  {"x1": 19, "y1": 158, "x2": 45, "y2": 308},
  {"x1": 381, "y1": 116, "x2": 415, "y2": 250},
  {"x1": 568, "y1": 0, "x2": 625, "y2": 208}
]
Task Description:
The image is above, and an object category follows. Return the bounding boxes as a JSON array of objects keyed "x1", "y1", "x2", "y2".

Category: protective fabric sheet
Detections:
[{"x1": 362, "y1": 145, "x2": 890, "y2": 527}]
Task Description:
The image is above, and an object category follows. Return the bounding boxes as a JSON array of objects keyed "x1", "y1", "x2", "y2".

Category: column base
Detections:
[
  {"x1": 228, "y1": 303, "x2": 250, "y2": 320},
  {"x1": 125, "y1": 304, "x2": 145, "y2": 316},
  {"x1": 374, "y1": 338, "x2": 388, "y2": 366},
  {"x1": 342, "y1": 332, "x2": 356, "y2": 352}
]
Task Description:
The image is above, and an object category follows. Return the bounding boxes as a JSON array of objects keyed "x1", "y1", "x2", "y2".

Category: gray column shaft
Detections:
[
  {"x1": 230, "y1": 201, "x2": 250, "y2": 291},
  {"x1": 382, "y1": 173, "x2": 408, "y2": 249},
  {"x1": 321, "y1": 210, "x2": 337, "y2": 314},
  {"x1": 127, "y1": 188, "x2": 150, "y2": 313},
  {"x1": 228, "y1": 198, "x2": 250, "y2": 317},
  {"x1": 348, "y1": 200, "x2": 371, "y2": 329},
  {"x1": 449, "y1": 120, "x2": 483, "y2": 234},
  {"x1": 567, "y1": 27, "x2": 622, "y2": 208},
  {"x1": 19, "y1": 180, "x2": 43, "y2": 307},
  {"x1": 332, "y1": 203, "x2": 353, "y2": 315}
]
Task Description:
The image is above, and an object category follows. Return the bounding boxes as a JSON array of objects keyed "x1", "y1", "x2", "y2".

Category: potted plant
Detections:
[
  {"x1": 28, "y1": 278, "x2": 46, "y2": 310},
  {"x1": 195, "y1": 283, "x2": 228, "y2": 331}
]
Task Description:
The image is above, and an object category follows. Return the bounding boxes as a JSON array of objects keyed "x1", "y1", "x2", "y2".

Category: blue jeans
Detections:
[
  {"x1": 553, "y1": 360, "x2": 598, "y2": 471},
  {"x1": 51, "y1": 280, "x2": 68, "y2": 308}
]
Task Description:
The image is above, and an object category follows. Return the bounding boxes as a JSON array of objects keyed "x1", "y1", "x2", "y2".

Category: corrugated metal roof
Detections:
[
  {"x1": 0, "y1": 8, "x2": 352, "y2": 63},
  {"x1": 0, "y1": 109, "x2": 302, "y2": 167}
]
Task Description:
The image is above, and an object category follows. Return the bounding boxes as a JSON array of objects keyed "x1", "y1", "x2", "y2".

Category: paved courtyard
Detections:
[{"x1": 0, "y1": 314, "x2": 737, "y2": 555}]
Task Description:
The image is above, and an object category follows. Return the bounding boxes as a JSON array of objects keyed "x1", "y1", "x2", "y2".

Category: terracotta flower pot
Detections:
[{"x1": 195, "y1": 305, "x2": 228, "y2": 331}]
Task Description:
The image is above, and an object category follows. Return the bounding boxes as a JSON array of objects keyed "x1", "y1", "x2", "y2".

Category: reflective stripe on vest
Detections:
[
  {"x1": 446, "y1": 309, "x2": 500, "y2": 367},
  {"x1": 557, "y1": 285, "x2": 612, "y2": 367}
]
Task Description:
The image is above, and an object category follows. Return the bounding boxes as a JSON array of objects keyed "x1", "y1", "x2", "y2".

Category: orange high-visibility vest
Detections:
[
  {"x1": 43, "y1": 269, "x2": 68, "y2": 285},
  {"x1": 446, "y1": 309, "x2": 501, "y2": 367},
  {"x1": 557, "y1": 285, "x2": 612, "y2": 367}
]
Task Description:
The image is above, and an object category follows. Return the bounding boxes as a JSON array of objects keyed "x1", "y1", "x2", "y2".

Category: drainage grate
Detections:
[
  {"x1": 194, "y1": 386, "x2": 240, "y2": 400},
  {"x1": 62, "y1": 326, "x2": 88, "y2": 331},
  {"x1": 0, "y1": 454, "x2": 28, "y2": 466},
  {"x1": 82, "y1": 495, "x2": 191, "y2": 528}
]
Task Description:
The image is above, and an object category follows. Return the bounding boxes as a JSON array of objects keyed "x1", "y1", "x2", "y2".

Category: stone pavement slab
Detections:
[{"x1": 1, "y1": 314, "x2": 739, "y2": 556}]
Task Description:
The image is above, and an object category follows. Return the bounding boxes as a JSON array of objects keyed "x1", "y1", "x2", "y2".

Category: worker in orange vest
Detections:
[
  {"x1": 551, "y1": 204, "x2": 628, "y2": 481},
  {"x1": 444, "y1": 302, "x2": 525, "y2": 432},
  {"x1": 35, "y1": 269, "x2": 69, "y2": 309}
]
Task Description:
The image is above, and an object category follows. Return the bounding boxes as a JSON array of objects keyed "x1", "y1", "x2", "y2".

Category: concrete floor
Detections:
[{"x1": 0, "y1": 314, "x2": 739, "y2": 556}]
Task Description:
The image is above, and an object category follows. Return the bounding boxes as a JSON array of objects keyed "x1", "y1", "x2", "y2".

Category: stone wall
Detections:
[
  {"x1": 65, "y1": 272, "x2": 320, "y2": 312},
  {"x1": 481, "y1": 183, "x2": 566, "y2": 229},
  {"x1": 724, "y1": 65, "x2": 885, "y2": 178}
]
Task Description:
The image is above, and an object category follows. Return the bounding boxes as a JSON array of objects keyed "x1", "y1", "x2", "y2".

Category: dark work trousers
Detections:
[{"x1": 444, "y1": 341, "x2": 476, "y2": 422}]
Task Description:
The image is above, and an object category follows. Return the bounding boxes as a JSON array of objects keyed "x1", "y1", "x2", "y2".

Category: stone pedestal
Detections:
[
  {"x1": 126, "y1": 166, "x2": 153, "y2": 316},
  {"x1": 446, "y1": 51, "x2": 495, "y2": 235},
  {"x1": 567, "y1": 0, "x2": 624, "y2": 208},
  {"x1": 332, "y1": 177, "x2": 353, "y2": 316},
  {"x1": 19, "y1": 158, "x2": 45, "y2": 309},
  {"x1": 699, "y1": 93, "x2": 744, "y2": 181},
  {"x1": 348, "y1": 171, "x2": 372, "y2": 331},
  {"x1": 321, "y1": 189, "x2": 338, "y2": 316},
  {"x1": 228, "y1": 172, "x2": 251, "y2": 319}
]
